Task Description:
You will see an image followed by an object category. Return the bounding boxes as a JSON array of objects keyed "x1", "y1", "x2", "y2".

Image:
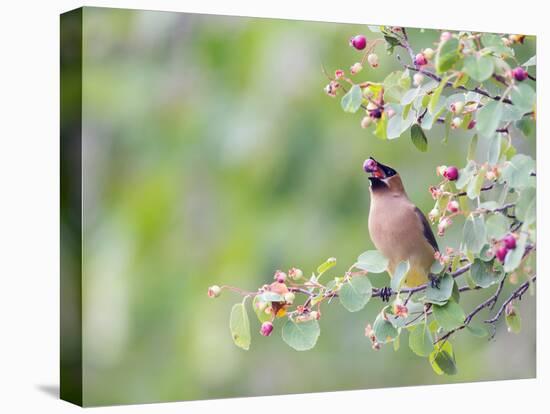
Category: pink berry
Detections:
[
  {"x1": 363, "y1": 158, "x2": 378, "y2": 173},
  {"x1": 446, "y1": 200, "x2": 460, "y2": 213},
  {"x1": 512, "y1": 67, "x2": 528, "y2": 81},
  {"x1": 443, "y1": 166, "x2": 459, "y2": 181},
  {"x1": 496, "y1": 246, "x2": 509, "y2": 263},
  {"x1": 503, "y1": 234, "x2": 517, "y2": 250},
  {"x1": 274, "y1": 270, "x2": 287, "y2": 283},
  {"x1": 260, "y1": 321, "x2": 274, "y2": 337},
  {"x1": 349, "y1": 35, "x2": 367, "y2": 50},
  {"x1": 414, "y1": 53, "x2": 428, "y2": 66},
  {"x1": 440, "y1": 31, "x2": 452, "y2": 42},
  {"x1": 467, "y1": 120, "x2": 476, "y2": 130}
]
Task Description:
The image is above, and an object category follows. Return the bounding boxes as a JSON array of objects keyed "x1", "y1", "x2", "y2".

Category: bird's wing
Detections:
[{"x1": 414, "y1": 207, "x2": 439, "y2": 252}]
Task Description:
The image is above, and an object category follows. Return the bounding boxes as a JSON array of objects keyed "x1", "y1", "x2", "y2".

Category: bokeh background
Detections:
[{"x1": 76, "y1": 7, "x2": 535, "y2": 406}]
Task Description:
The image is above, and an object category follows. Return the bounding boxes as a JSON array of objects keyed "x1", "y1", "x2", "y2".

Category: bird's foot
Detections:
[
  {"x1": 379, "y1": 286, "x2": 393, "y2": 302},
  {"x1": 429, "y1": 274, "x2": 441, "y2": 289}
]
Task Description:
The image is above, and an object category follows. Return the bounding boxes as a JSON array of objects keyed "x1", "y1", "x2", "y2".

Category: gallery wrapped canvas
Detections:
[{"x1": 61, "y1": 7, "x2": 536, "y2": 407}]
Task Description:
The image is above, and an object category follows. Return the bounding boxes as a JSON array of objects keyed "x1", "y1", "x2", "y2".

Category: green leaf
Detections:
[
  {"x1": 383, "y1": 70, "x2": 410, "y2": 103},
  {"x1": 463, "y1": 214, "x2": 487, "y2": 254},
  {"x1": 356, "y1": 250, "x2": 389, "y2": 273},
  {"x1": 505, "y1": 307, "x2": 522, "y2": 334},
  {"x1": 466, "y1": 322, "x2": 488, "y2": 338},
  {"x1": 401, "y1": 87, "x2": 421, "y2": 105},
  {"x1": 317, "y1": 258, "x2": 336, "y2": 276},
  {"x1": 340, "y1": 85, "x2": 363, "y2": 113},
  {"x1": 486, "y1": 134, "x2": 502, "y2": 165},
  {"x1": 435, "y1": 38, "x2": 460, "y2": 73},
  {"x1": 425, "y1": 273, "x2": 454, "y2": 305},
  {"x1": 463, "y1": 55, "x2": 494, "y2": 82},
  {"x1": 481, "y1": 33, "x2": 514, "y2": 57},
  {"x1": 372, "y1": 311, "x2": 399, "y2": 343},
  {"x1": 409, "y1": 323, "x2": 434, "y2": 357},
  {"x1": 522, "y1": 55, "x2": 536, "y2": 67},
  {"x1": 501, "y1": 154, "x2": 535, "y2": 189},
  {"x1": 339, "y1": 276, "x2": 373, "y2": 312},
  {"x1": 515, "y1": 118, "x2": 535, "y2": 138},
  {"x1": 467, "y1": 134, "x2": 478, "y2": 161},
  {"x1": 485, "y1": 214, "x2": 511, "y2": 240},
  {"x1": 253, "y1": 296, "x2": 272, "y2": 324},
  {"x1": 387, "y1": 104, "x2": 415, "y2": 139},
  {"x1": 510, "y1": 83, "x2": 536, "y2": 113},
  {"x1": 429, "y1": 76, "x2": 448, "y2": 114},
  {"x1": 281, "y1": 318, "x2": 320, "y2": 351},
  {"x1": 470, "y1": 259, "x2": 503, "y2": 288},
  {"x1": 516, "y1": 187, "x2": 536, "y2": 226},
  {"x1": 432, "y1": 300, "x2": 465, "y2": 331},
  {"x1": 466, "y1": 167, "x2": 486, "y2": 199},
  {"x1": 476, "y1": 100, "x2": 504, "y2": 137},
  {"x1": 391, "y1": 261, "x2": 410, "y2": 292},
  {"x1": 410, "y1": 124, "x2": 428, "y2": 152},
  {"x1": 230, "y1": 302, "x2": 251, "y2": 350},
  {"x1": 373, "y1": 112, "x2": 388, "y2": 140},
  {"x1": 451, "y1": 280, "x2": 460, "y2": 303},
  {"x1": 455, "y1": 160, "x2": 476, "y2": 190},
  {"x1": 504, "y1": 232, "x2": 527, "y2": 272},
  {"x1": 429, "y1": 341, "x2": 457, "y2": 375}
]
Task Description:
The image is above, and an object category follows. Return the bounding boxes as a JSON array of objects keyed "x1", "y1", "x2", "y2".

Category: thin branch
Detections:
[
  {"x1": 435, "y1": 278, "x2": 507, "y2": 344},
  {"x1": 485, "y1": 276, "x2": 536, "y2": 324},
  {"x1": 403, "y1": 64, "x2": 513, "y2": 105}
]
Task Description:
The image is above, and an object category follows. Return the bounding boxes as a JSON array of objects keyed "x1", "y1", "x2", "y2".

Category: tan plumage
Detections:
[{"x1": 366, "y1": 160, "x2": 438, "y2": 287}]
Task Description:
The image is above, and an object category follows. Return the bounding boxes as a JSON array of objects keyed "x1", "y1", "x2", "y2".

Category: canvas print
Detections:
[{"x1": 60, "y1": 7, "x2": 536, "y2": 407}]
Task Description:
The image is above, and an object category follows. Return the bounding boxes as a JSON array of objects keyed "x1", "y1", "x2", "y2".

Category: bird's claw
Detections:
[
  {"x1": 429, "y1": 274, "x2": 440, "y2": 289},
  {"x1": 380, "y1": 286, "x2": 392, "y2": 302}
]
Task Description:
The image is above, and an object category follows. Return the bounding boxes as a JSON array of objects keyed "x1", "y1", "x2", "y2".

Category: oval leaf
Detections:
[
  {"x1": 471, "y1": 258, "x2": 503, "y2": 288},
  {"x1": 409, "y1": 323, "x2": 434, "y2": 357},
  {"x1": 410, "y1": 124, "x2": 428, "y2": 152},
  {"x1": 432, "y1": 300, "x2": 465, "y2": 331},
  {"x1": 356, "y1": 250, "x2": 389, "y2": 273},
  {"x1": 340, "y1": 275, "x2": 373, "y2": 312},
  {"x1": 230, "y1": 302, "x2": 251, "y2": 350},
  {"x1": 341, "y1": 85, "x2": 363, "y2": 113},
  {"x1": 463, "y1": 55, "x2": 494, "y2": 82},
  {"x1": 425, "y1": 273, "x2": 454, "y2": 305},
  {"x1": 372, "y1": 311, "x2": 399, "y2": 343},
  {"x1": 282, "y1": 318, "x2": 320, "y2": 351},
  {"x1": 429, "y1": 341, "x2": 457, "y2": 375}
]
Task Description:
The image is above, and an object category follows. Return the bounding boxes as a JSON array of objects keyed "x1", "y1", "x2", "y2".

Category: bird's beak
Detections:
[{"x1": 365, "y1": 157, "x2": 397, "y2": 180}]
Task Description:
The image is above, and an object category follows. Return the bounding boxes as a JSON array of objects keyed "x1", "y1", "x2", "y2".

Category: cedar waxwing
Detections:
[{"x1": 364, "y1": 157, "x2": 439, "y2": 288}]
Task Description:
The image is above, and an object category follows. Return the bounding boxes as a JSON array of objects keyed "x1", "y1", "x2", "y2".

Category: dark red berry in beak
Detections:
[{"x1": 363, "y1": 158, "x2": 378, "y2": 173}]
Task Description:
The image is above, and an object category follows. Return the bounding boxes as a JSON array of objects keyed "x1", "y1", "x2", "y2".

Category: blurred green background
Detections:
[{"x1": 77, "y1": 7, "x2": 535, "y2": 406}]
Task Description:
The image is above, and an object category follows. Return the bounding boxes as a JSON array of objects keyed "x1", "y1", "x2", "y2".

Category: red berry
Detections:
[
  {"x1": 503, "y1": 234, "x2": 517, "y2": 250},
  {"x1": 496, "y1": 246, "x2": 509, "y2": 263},
  {"x1": 260, "y1": 321, "x2": 274, "y2": 337},
  {"x1": 443, "y1": 166, "x2": 459, "y2": 181},
  {"x1": 414, "y1": 53, "x2": 428, "y2": 66},
  {"x1": 363, "y1": 158, "x2": 378, "y2": 173},
  {"x1": 512, "y1": 67, "x2": 528, "y2": 81},
  {"x1": 349, "y1": 35, "x2": 367, "y2": 50}
]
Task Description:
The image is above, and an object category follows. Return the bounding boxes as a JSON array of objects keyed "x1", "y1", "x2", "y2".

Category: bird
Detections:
[{"x1": 364, "y1": 157, "x2": 439, "y2": 288}]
